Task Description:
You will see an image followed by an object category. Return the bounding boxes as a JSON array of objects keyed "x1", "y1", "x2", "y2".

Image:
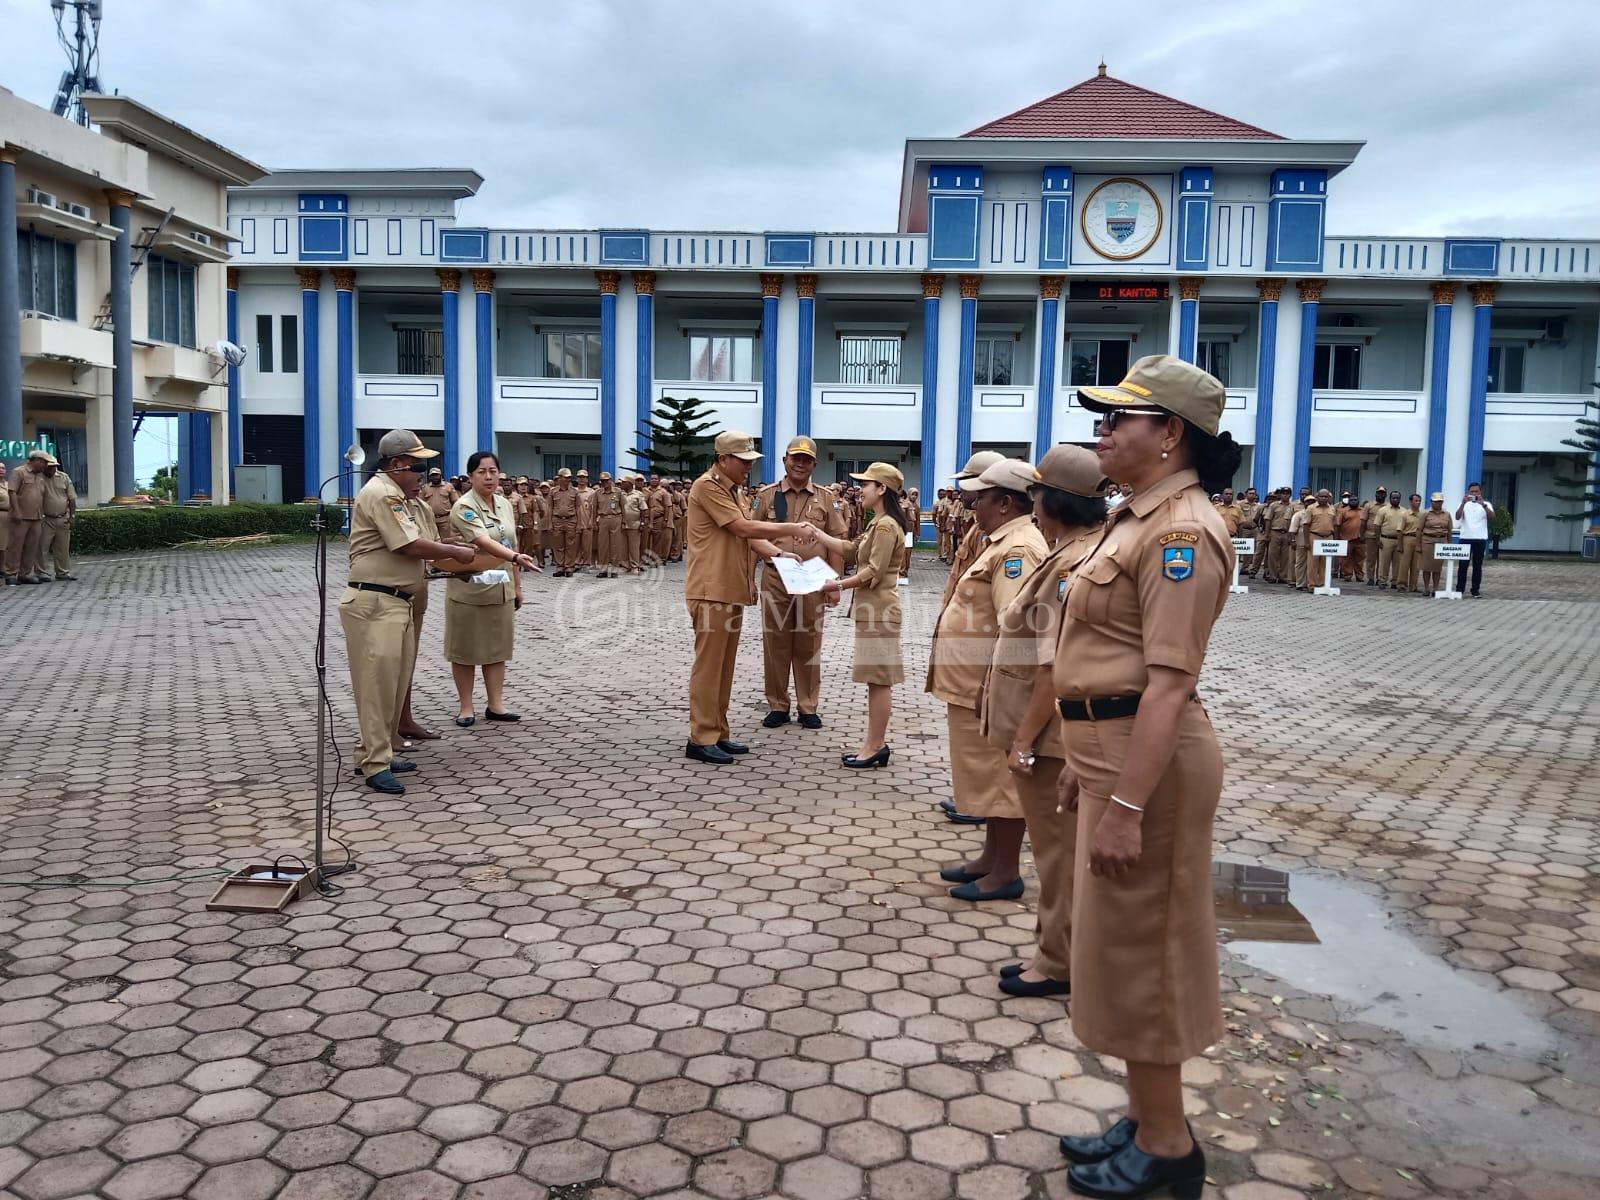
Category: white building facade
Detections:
[{"x1": 226, "y1": 71, "x2": 1600, "y2": 551}]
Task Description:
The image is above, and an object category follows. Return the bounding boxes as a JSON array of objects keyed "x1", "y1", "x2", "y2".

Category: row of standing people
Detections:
[{"x1": 1, "y1": 451, "x2": 79, "y2": 586}]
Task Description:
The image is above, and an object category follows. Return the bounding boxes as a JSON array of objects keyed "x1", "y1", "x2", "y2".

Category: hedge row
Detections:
[{"x1": 73, "y1": 504, "x2": 322, "y2": 555}]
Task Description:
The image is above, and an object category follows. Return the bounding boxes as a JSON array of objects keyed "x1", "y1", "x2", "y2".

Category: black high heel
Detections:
[{"x1": 842, "y1": 746, "x2": 891, "y2": 769}]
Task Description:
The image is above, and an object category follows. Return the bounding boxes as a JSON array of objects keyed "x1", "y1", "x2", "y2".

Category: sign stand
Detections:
[
  {"x1": 1311, "y1": 539, "x2": 1346, "y2": 596},
  {"x1": 1432, "y1": 543, "x2": 1468, "y2": 599},
  {"x1": 1229, "y1": 537, "x2": 1254, "y2": 594}
]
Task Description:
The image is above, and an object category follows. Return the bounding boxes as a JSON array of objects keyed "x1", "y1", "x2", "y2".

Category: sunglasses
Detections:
[{"x1": 1096, "y1": 407, "x2": 1169, "y2": 431}]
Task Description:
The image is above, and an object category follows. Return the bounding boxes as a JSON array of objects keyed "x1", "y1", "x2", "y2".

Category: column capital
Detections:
[
  {"x1": 920, "y1": 273, "x2": 945, "y2": 299},
  {"x1": 1429, "y1": 282, "x2": 1457, "y2": 307},
  {"x1": 631, "y1": 270, "x2": 656, "y2": 297},
  {"x1": 1039, "y1": 275, "x2": 1064, "y2": 301},
  {"x1": 759, "y1": 272, "x2": 784, "y2": 299},
  {"x1": 296, "y1": 267, "x2": 323, "y2": 291},
  {"x1": 104, "y1": 188, "x2": 135, "y2": 208},
  {"x1": 1178, "y1": 276, "x2": 1204, "y2": 301},
  {"x1": 795, "y1": 273, "x2": 817, "y2": 299},
  {"x1": 596, "y1": 270, "x2": 621, "y2": 295},
  {"x1": 436, "y1": 267, "x2": 462, "y2": 293},
  {"x1": 1469, "y1": 281, "x2": 1497, "y2": 307},
  {"x1": 226, "y1": 267, "x2": 239, "y2": 291},
  {"x1": 471, "y1": 268, "x2": 496, "y2": 293},
  {"x1": 958, "y1": 274, "x2": 982, "y2": 300},
  {"x1": 1296, "y1": 278, "x2": 1325, "y2": 304},
  {"x1": 0, "y1": 145, "x2": 17, "y2": 165},
  {"x1": 332, "y1": 268, "x2": 357, "y2": 292},
  {"x1": 1256, "y1": 278, "x2": 1284, "y2": 303}
]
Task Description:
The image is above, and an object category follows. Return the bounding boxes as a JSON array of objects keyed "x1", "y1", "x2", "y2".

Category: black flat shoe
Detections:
[
  {"x1": 842, "y1": 747, "x2": 890, "y2": 769},
  {"x1": 1061, "y1": 1118, "x2": 1138, "y2": 1166},
  {"x1": 798, "y1": 713, "x2": 823, "y2": 730},
  {"x1": 1066, "y1": 1133, "x2": 1204, "y2": 1199},
  {"x1": 686, "y1": 741, "x2": 734, "y2": 765},
  {"x1": 999, "y1": 974, "x2": 1070, "y2": 998},
  {"x1": 949, "y1": 878, "x2": 1024, "y2": 902},
  {"x1": 486, "y1": 710, "x2": 520, "y2": 722},
  {"x1": 944, "y1": 808, "x2": 987, "y2": 826},
  {"x1": 762, "y1": 710, "x2": 791, "y2": 728},
  {"x1": 999, "y1": 963, "x2": 1024, "y2": 978},
  {"x1": 716, "y1": 740, "x2": 748, "y2": 755},
  {"x1": 454, "y1": 716, "x2": 475, "y2": 728},
  {"x1": 939, "y1": 866, "x2": 983, "y2": 883}
]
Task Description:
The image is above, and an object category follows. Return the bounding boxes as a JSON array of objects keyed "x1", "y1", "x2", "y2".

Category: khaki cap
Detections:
[
  {"x1": 599, "y1": 471, "x2": 613, "y2": 481},
  {"x1": 576, "y1": 468, "x2": 589, "y2": 477},
  {"x1": 953, "y1": 449, "x2": 1004, "y2": 480},
  {"x1": 785, "y1": 436, "x2": 819, "y2": 458},
  {"x1": 1077, "y1": 354, "x2": 1226, "y2": 437},
  {"x1": 714, "y1": 430, "x2": 763, "y2": 462},
  {"x1": 1430, "y1": 491, "x2": 1445, "y2": 502},
  {"x1": 848, "y1": 462, "x2": 904, "y2": 491},
  {"x1": 376, "y1": 429, "x2": 439, "y2": 459},
  {"x1": 1034, "y1": 445, "x2": 1107, "y2": 498},
  {"x1": 27, "y1": 448, "x2": 53, "y2": 462},
  {"x1": 964, "y1": 458, "x2": 1040, "y2": 495},
  {"x1": 557, "y1": 467, "x2": 572, "y2": 478}
]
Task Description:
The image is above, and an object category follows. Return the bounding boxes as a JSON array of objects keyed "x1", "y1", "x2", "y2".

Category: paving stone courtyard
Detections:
[{"x1": 0, "y1": 544, "x2": 1597, "y2": 1200}]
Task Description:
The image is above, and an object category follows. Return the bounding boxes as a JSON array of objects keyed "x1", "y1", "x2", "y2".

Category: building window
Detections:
[
  {"x1": 1068, "y1": 338, "x2": 1131, "y2": 387},
  {"x1": 1483, "y1": 470, "x2": 1517, "y2": 519},
  {"x1": 146, "y1": 255, "x2": 197, "y2": 347},
  {"x1": 839, "y1": 335, "x2": 902, "y2": 385},
  {"x1": 1486, "y1": 344, "x2": 1524, "y2": 394},
  {"x1": 17, "y1": 230, "x2": 77, "y2": 319},
  {"x1": 973, "y1": 335, "x2": 1015, "y2": 386},
  {"x1": 396, "y1": 326, "x2": 444, "y2": 375},
  {"x1": 255, "y1": 314, "x2": 274, "y2": 372},
  {"x1": 1312, "y1": 343, "x2": 1361, "y2": 390},
  {"x1": 689, "y1": 334, "x2": 754, "y2": 383},
  {"x1": 1197, "y1": 340, "x2": 1231, "y2": 386},
  {"x1": 543, "y1": 453, "x2": 601, "y2": 478},
  {"x1": 542, "y1": 330, "x2": 602, "y2": 380},
  {"x1": 281, "y1": 315, "x2": 299, "y2": 373}
]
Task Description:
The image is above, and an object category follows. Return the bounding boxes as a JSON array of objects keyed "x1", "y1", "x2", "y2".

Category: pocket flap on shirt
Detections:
[{"x1": 1078, "y1": 554, "x2": 1124, "y2": 586}]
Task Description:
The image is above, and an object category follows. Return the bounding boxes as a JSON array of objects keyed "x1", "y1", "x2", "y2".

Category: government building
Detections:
[{"x1": 7, "y1": 69, "x2": 1599, "y2": 552}]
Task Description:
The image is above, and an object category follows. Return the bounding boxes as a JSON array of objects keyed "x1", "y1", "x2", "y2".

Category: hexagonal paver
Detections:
[
  {"x1": 605, "y1": 1142, "x2": 691, "y2": 1193},
  {"x1": 743, "y1": 1113, "x2": 824, "y2": 1162}
]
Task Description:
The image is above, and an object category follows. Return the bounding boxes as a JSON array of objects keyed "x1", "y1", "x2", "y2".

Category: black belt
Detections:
[
  {"x1": 1058, "y1": 693, "x2": 1199, "y2": 722},
  {"x1": 348, "y1": 581, "x2": 414, "y2": 601},
  {"x1": 1381, "y1": 534, "x2": 1398, "y2": 540}
]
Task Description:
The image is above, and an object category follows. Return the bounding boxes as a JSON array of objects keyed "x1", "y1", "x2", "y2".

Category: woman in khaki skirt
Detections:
[
  {"x1": 446, "y1": 451, "x2": 541, "y2": 727},
  {"x1": 815, "y1": 462, "x2": 911, "y2": 767},
  {"x1": 1051, "y1": 355, "x2": 1241, "y2": 1200},
  {"x1": 980, "y1": 445, "x2": 1106, "y2": 999}
]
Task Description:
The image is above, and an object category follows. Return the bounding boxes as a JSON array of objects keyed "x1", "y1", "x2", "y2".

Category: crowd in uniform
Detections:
[{"x1": 2, "y1": 449, "x2": 80, "y2": 586}]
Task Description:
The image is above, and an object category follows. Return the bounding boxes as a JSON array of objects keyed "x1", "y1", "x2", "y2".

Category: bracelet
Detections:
[{"x1": 1110, "y1": 795, "x2": 1144, "y2": 814}]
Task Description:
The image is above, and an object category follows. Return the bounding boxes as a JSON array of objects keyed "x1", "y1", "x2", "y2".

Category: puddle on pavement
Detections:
[{"x1": 1213, "y1": 862, "x2": 1555, "y2": 1056}]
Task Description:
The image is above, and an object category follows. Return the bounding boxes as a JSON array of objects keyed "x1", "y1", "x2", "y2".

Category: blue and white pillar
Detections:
[
  {"x1": 632, "y1": 271, "x2": 655, "y2": 471},
  {"x1": 226, "y1": 267, "x2": 241, "y2": 496},
  {"x1": 110, "y1": 191, "x2": 137, "y2": 501},
  {"x1": 1290, "y1": 278, "x2": 1322, "y2": 491},
  {"x1": 795, "y1": 274, "x2": 816, "y2": 439},
  {"x1": 473, "y1": 270, "x2": 495, "y2": 455},
  {"x1": 598, "y1": 270, "x2": 619, "y2": 476},
  {"x1": 955, "y1": 274, "x2": 980, "y2": 471},
  {"x1": 1176, "y1": 277, "x2": 1201, "y2": 364},
  {"x1": 297, "y1": 268, "x2": 322, "y2": 501},
  {"x1": 919, "y1": 274, "x2": 943, "y2": 502},
  {"x1": 187, "y1": 410, "x2": 212, "y2": 501},
  {"x1": 1462, "y1": 282, "x2": 1496, "y2": 492},
  {"x1": 1033, "y1": 276, "x2": 1062, "y2": 457},
  {"x1": 0, "y1": 150, "x2": 23, "y2": 444},
  {"x1": 1423, "y1": 282, "x2": 1456, "y2": 498},
  {"x1": 333, "y1": 268, "x2": 356, "y2": 500},
  {"x1": 1251, "y1": 279, "x2": 1282, "y2": 495},
  {"x1": 438, "y1": 268, "x2": 461, "y2": 476},
  {"x1": 759, "y1": 273, "x2": 782, "y2": 485}
]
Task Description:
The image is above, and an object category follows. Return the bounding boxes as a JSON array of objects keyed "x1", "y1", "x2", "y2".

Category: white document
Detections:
[{"x1": 772, "y1": 556, "x2": 839, "y2": 595}]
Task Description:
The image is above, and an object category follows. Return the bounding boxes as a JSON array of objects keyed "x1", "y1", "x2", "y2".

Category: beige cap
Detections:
[
  {"x1": 785, "y1": 436, "x2": 819, "y2": 458},
  {"x1": 376, "y1": 429, "x2": 439, "y2": 459},
  {"x1": 953, "y1": 449, "x2": 1005, "y2": 480},
  {"x1": 599, "y1": 471, "x2": 612, "y2": 481},
  {"x1": 576, "y1": 468, "x2": 589, "y2": 477},
  {"x1": 848, "y1": 462, "x2": 904, "y2": 491},
  {"x1": 1077, "y1": 354, "x2": 1226, "y2": 437},
  {"x1": 1035, "y1": 445, "x2": 1107, "y2": 498},
  {"x1": 1430, "y1": 491, "x2": 1445, "y2": 502},
  {"x1": 964, "y1": 458, "x2": 1040, "y2": 495},
  {"x1": 557, "y1": 467, "x2": 572, "y2": 478},
  {"x1": 714, "y1": 430, "x2": 763, "y2": 462}
]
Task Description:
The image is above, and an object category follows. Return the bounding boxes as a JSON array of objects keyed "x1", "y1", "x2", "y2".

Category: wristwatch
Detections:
[{"x1": 1014, "y1": 748, "x2": 1036, "y2": 767}]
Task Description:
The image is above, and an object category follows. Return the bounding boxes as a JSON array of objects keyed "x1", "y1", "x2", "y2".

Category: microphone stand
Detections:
[{"x1": 311, "y1": 451, "x2": 362, "y2": 894}]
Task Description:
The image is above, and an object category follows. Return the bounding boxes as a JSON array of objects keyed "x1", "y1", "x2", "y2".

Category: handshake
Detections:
[{"x1": 780, "y1": 524, "x2": 819, "y2": 545}]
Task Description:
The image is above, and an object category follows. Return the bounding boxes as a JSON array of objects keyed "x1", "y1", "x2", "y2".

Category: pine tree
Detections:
[
  {"x1": 1544, "y1": 378, "x2": 1600, "y2": 528},
  {"x1": 634, "y1": 394, "x2": 719, "y2": 480}
]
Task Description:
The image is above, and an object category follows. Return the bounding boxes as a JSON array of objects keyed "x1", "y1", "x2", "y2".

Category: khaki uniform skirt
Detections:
[
  {"x1": 947, "y1": 703, "x2": 1023, "y2": 820},
  {"x1": 444, "y1": 579, "x2": 514, "y2": 666},
  {"x1": 851, "y1": 601, "x2": 903, "y2": 685},
  {"x1": 1063, "y1": 701, "x2": 1224, "y2": 1064}
]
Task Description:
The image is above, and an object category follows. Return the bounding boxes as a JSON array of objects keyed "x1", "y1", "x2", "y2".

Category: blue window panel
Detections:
[
  {"x1": 299, "y1": 215, "x2": 348, "y2": 261},
  {"x1": 439, "y1": 228, "x2": 490, "y2": 263},
  {"x1": 1442, "y1": 239, "x2": 1501, "y2": 277},
  {"x1": 1266, "y1": 199, "x2": 1324, "y2": 270},
  {"x1": 1178, "y1": 197, "x2": 1211, "y2": 269},
  {"x1": 929, "y1": 195, "x2": 981, "y2": 268},
  {"x1": 1040, "y1": 196, "x2": 1072, "y2": 268},
  {"x1": 298, "y1": 193, "x2": 348, "y2": 214},
  {"x1": 765, "y1": 234, "x2": 814, "y2": 267},
  {"x1": 600, "y1": 230, "x2": 650, "y2": 266}
]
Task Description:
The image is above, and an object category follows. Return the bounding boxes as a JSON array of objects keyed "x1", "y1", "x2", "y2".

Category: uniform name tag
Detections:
[{"x1": 1159, "y1": 531, "x2": 1199, "y2": 546}]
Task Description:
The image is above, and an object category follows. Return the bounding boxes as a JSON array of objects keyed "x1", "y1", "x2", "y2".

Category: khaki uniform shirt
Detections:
[
  {"x1": 595, "y1": 487, "x2": 625, "y2": 519},
  {"x1": 10, "y1": 469, "x2": 45, "y2": 520},
  {"x1": 0, "y1": 475, "x2": 9, "y2": 514},
  {"x1": 1267, "y1": 500, "x2": 1291, "y2": 533},
  {"x1": 1214, "y1": 502, "x2": 1243, "y2": 536},
  {"x1": 41, "y1": 471, "x2": 76, "y2": 517},
  {"x1": 622, "y1": 491, "x2": 647, "y2": 529},
  {"x1": 549, "y1": 485, "x2": 579, "y2": 523},
  {"x1": 753, "y1": 478, "x2": 848, "y2": 592},
  {"x1": 1336, "y1": 507, "x2": 1363, "y2": 541},
  {"x1": 421, "y1": 483, "x2": 456, "y2": 521},
  {"x1": 1420, "y1": 509, "x2": 1453, "y2": 542},
  {"x1": 533, "y1": 494, "x2": 552, "y2": 530},
  {"x1": 1054, "y1": 469, "x2": 1232, "y2": 699},
  {"x1": 448, "y1": 491, "x2": 516, "y2": 606},
  {"x1": 647, "y1": 486, "x2": 670, "y2": 531},
  {"x1": 1398, "y1": 509, "x2": 1422, "y2": 538},
  {"x1": 685, "y1": 468, "x2": 754, "y2": 605},
  {"x1": 1374, "y1": 504, "x2": 1407, "y2": 536},
  {"x1": 1236, "y1": 500, "x2": 1261, "y2": 534},
  {"x1": 1305, "y1": 502, "x2": 1338, "y2": 539},
  {"x1": 848, "y1": 515, "x2": 904, "y2": 624},
  {"x1": 926, "y1": 514, "x2": 1048, "y2": 709},
  {"x1": 1360, "y1": 501, "x2": 1382, "y2": 538},
  {"x1": 347, "y1": 473, "x2": 425, "y2": 591},
  {"x1": 576, "y1": 486, "x2": 597, "y2": 530}
]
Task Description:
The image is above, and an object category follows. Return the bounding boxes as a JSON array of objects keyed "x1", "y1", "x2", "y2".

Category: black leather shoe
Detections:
[
  {"x1": 364, "y1": 769, "x2": 406, "y2": 795},
  {"x1": 486, "y1": 710, "x2": 520, "y2": 722},
  {"x1": 939, "y1": 866, "x2": 983, "y2": 883},
  {"x1": 999, "y1": 974, "x2": 1070, "y2": 998},
  {"x1": 999, "y1": 962, "x2": 1025, "y2": 978},
  {"x1": 944, "y1": 807, "x2": 987, "y2": 826},
  {"x1": 454, "y1": 716, "x2": 475, "y2": 728},
  {"x1": 842, "y1": 746, "x2": 890, "y2": 769},
  {"x1": 716, "y1": 740, "x2": 749, "y2": 755},
  {"x1": 390, "y1": 758, "x2": 418, "y2": 773},
  {"x1": 798, "y1": 712, "x2": 823, "y2": 730},
  {"x1": 1060, "y1": 1118, "x2": 1138, "y2": 1166},
  {"x1": 762, "y1": 710, "x2": 791, "y2": 728},
  {"x1": 1066, "y1": 1132, "x2": 1204, "y2": 1199},
  {"x1": 686, "y1": 741, "x2": 735, "y2": 765}
]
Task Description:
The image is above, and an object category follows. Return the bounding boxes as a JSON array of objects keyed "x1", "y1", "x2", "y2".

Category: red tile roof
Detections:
[{"x1": 964, "y1": 71, "x2": 1284, "y2": 141}]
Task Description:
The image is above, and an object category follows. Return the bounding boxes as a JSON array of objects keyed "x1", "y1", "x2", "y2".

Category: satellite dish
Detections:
[
  {"x1": 208, "y1": 339, "x2": 248, "y2": 367},
  {"x1": 344, "y1": 443, "x2": 365, "y2": 467}
]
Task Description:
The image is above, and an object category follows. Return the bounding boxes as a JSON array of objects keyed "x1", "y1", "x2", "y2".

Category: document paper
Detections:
[{"x1": 772, "y1": 557, "x2": 839, "y2": 595}]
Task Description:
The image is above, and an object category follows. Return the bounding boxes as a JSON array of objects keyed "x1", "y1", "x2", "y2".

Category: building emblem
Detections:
[{"x1": 1081, "y1": 177, "x2": 1164, "y2": 260}]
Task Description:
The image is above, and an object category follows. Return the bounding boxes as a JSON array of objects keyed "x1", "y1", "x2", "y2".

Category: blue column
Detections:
[
  {"x1": 919, "y1": 275, "x2": 942, "y2": 501},
  {"x1": 633, "y1": 271, "x2": 654, "y2": 471},
  {"x1": 1177, "y1": 278, "x2": 1201, "y2": 363},
  {"x1": 1290, "y1": 279, "x2": 1321, "y2": 492},
  {"x1": 226, "y1": 269, "x2": 241, "y2": 496},
  {"x1": 1463, "y1": 282, "x2": 1495, "y2": 490},
  {"x1": 298, "y1": 268, "x2": 322, "y2": 501},
  {"x1": 0, "y1": 153, "x2": 22, "y2": 442},
  {"x1": 176, "y1": 414, "x2": 191, "y2": 504},
  {"x1": 438, "y1": 269, "x2": 460, "y2": 476},
  {"x1": 1033, "y1": 278, "x2": 1061, "y2": 457},
  {"x1": 1423, "y1": 283, "x2": 1455, "y2": 498},
  {"x1": 110, "y1": 194, "x2": 136, "y2": 500},
  {"x1": 598, "y1": 270, "x2": 618, "y2": 476},
  {"x1": 955, "y1": 274, "x2": 979, "y2": 470},
  {"x1": 474, "y1": 270, "x2": 495, "y2": 454},
  {"x1": 189, "y1": 411, "x2": 212, "y2": 500},
  {"x1": 759, "y1": 274, "x2": 781, "y2": 486},
  {"x1": 334, "y1": 269, "x2": 355, "y2": 500},
  {"x1": 1251, "y1": 280, "x2": 1281, "y2": 495},
  {"x1": 795, "y1": 275, "x2": 816, "y2": 438}
]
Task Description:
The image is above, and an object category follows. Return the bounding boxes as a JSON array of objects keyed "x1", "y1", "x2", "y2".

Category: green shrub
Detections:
[
  {"x1": 73, "y1": 503, "x2": 321, "y2": 555},
  {"x1": 1489, "y1": 506, "x2": 1515, "y2": 543}
]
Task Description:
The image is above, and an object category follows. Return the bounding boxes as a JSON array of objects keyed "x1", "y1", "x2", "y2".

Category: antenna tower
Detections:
[{"x1": 49, "y1": 0, "x2": 105, "y2": 127}]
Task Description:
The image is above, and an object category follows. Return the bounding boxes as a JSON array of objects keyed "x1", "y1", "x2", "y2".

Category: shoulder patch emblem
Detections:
[
  {"x1": 1160, "y1": 531, "x2": 1199, "y2": 546},
  {"x1": 1162, "y1": 546, "x2": 1195, "y2": 582},
  {"x1": 462, "y1": 509, "x2": 476, "y2": 521},
  {"x1": 1003, "y1": 555, "x2": 1023, "y2": 579}
]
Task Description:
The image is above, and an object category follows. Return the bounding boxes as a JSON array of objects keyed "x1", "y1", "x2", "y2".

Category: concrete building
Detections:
[
  {"x1": 1, "y1": 85, "x2": 263, "y2": 503},
  {"x1": 226, "y1": 70, "x2": 1599, "y2": 550}
]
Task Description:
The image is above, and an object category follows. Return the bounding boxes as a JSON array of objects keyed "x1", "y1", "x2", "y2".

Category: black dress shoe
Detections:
[
  {"x1": 364, "y1": 769, "x2": 406, "y2": 795},
  {"x1": 1060, "y1": 1118, "x2": 1138, "y2": 1166},
  {"x1": 716, "y1": 740, "x2": 748, "y2": 755},
  {"x1": 999, "y1": 974, "x2": 1070, "y2": 998},
  {"x1": 762, "y1": 710, "x2": 791, "y2": 728},
  {"x1": 797, "y1": 712, "x2": 823, "y2": 730},
  {"x1": 486, "y1": 710, "x2": 520, "y2": 722},
  {"x1": 1066, "y1": 1133, "x2": 1204, "y2": 1199},
  {"x1": 939, "y1": 866, "x2": 983, "y2": 883},
  {"x1": 454, "y1": 716, "x2": 475, "y2": 728},
  {"x1": 390, "y1": 758, "x2": 418, "y2": 773},
  {"x1": 842, "y1": 746, "x2": 890, "y2": 769},
  {"x1": 686, "y1": 741, "x2": 735, "y2": 765}
]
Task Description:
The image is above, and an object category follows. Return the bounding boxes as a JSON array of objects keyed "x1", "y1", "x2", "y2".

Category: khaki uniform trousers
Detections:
[
  {"x1": 1266, "y1": 531, "x2": 1290, "y2": 582},
  {"x1": 1377, "y1": 535, "x2": 1399, "y2": 585},
  {"x1": 688, "y1": 600, "x2": 744, "y2": 746},
  {"x1": 0, "y1": 515, "x2": 10, "y2": 569},
  {"x1": 1363, "y1": 534, "x2": 1382, "y2": 582},
  {"x1": 5, "y1": 519, "x2": 42, "y2": 579},
  {"x1": 1395, "y1": 534, "x2": 1419, "y2": 593},
  {"x1": 552, "y1": 520, "x2": 579, "y2": 571},
  {"x1": 1343, "y1": 538, "x2": 1364, "y2": 580},
  {"x1": 1016, "y1": 758, "x2": 1073, "y2": 982},
  {"x1": 672, "y1": 515, "x2": 686, "y2": 560},
  {"x1": 596, "y1": 515, "x2": 624, "y2": 572},
  {"x1": 339, "y1": 588, "x2": 416, "y2": 777},
  {"x1": 1293, "y1": 538, "x2": 1309, "y2": 588},
  {"x1": 518, "y1": 526, "x2": 537, "y2": 558},
  {"x1": 653, "y1": 524, "x2": 673, "y2": 564},
  {"x1": 624, "y1": 527, "x2": 642, "y2": 571},
  {"x1": 37, "y1": 516, "x2": 72, "y2": 578},
  {"x1": 760, "y1": 578, "x2": 826, "y2": 715}
]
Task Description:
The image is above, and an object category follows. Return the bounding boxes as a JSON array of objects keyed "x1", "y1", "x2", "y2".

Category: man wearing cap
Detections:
[
  {"x1": 933, "y1": 489, "x2": 951, "y2": 561},
  {"x1": 1213, "y1": 488, "x2": 1242, "y2": 537},
  {"x1": 1361, "y1": 487, "x2": 1387, "y2": 585},
  {"x1": 34, "y1": 455, "x2": 78, "y2": 581},
  {"x1": 684, "y1": 431, "x2": 818, "y2": 765},
  {"x1": 574, "y1": 469, "x2": 597, "y2": 568},
  {"x1": 1236, "y1": 487, "x2": 1262, "y2": 576},
  {"x1": 1373, "y1": 489, "x2": 1406, "y2": 588},
  {"x1": 1419, "y1": 492, "x2": 1454, "y2": 596},
  {"x1": 752, "y1": 436, "x2": 849, "y2": 730},
  {"x1": 549, "y1": 468, "x2": 580, "y2": 576},
  {"x1": 672, "y1": 480, "x2": 689, "y2": 561},
  {"x1": 619, "y1": 473, "x2": 647, "y2": 572},
  {"x1": 594, "y1": 471, "x2": 626, "y2": 578},
  {"x1": 4, "y1": 451, "x2": 51, "y2": 584},
  {"x1": 421, "y1": 469, "x2": 459, "y2": 545},
  {"x1": 1394, "y1": 492, "x2": 1423, "y2": 593},
  {"x1": 1264, "y1": 488, "x2": 1292, "y2": 584},
  {"x1": 343, "y1": 430, "x2": 474, "y2": 794},
  {"x1": 943, "y1": 450, "x2": 1006, "y2": 603},
  {"x1": 0, "y1": 462, "x2": 10, "y2": 581}
]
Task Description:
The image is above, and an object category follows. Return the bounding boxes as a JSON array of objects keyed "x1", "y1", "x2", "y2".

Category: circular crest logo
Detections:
[{"x1": 1080, "y1": 177, "x2": 1164, "y2": 261}]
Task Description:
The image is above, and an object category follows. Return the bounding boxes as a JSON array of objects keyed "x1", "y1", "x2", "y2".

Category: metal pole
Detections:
[{"x1": 314, "y1": 501, "x2": 327, "y2": 885}]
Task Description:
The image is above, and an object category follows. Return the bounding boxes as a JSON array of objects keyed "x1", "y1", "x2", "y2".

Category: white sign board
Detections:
[
  {"x1": 1231, "y1": 538, "x2": 1257, "y2": 555},
  {"x1": 1312, "y1": 539, "x2": 1348, "y2": 557},
  {"x1": 1432, "y1": 543, "x2": 1467, "y2": 599},
  {"x1": 1432, "y1": 544, "x2": 1471, "y2": 561},
  {"x1": 1228, "y1": 539, "x2": 1253, "y2": 594}
]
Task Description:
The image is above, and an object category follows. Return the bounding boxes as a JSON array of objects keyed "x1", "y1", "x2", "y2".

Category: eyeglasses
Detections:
[{"x1": 1095, "y1": 407, "x2": 1168, "y2": 432}]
